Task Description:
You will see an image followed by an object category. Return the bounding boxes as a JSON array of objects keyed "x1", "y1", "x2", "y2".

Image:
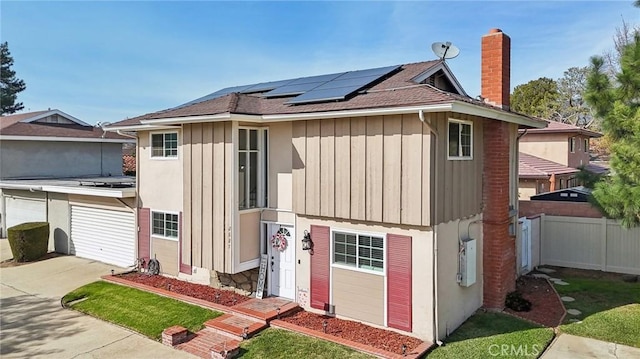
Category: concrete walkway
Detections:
[
  {"x1": 542, "y1": 333, "x2": 640, "y2": 359},
  {"x1": 0, "y1": 239, "x2": 196, "y2": 359}
]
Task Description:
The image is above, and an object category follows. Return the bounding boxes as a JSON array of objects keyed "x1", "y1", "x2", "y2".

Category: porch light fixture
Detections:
[{"x1": 302, "y1": 230, "x2": 313, "y2": 251}]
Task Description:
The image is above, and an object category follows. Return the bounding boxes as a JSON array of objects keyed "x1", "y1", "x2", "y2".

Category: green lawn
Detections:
[
  {"x1": 426, "y1": 312, "x2": 554, "y2": 359},
  {"x1": 62, "y1": 281, "x2": 222, "y2": 340},
  {"x1": 554, "y1": 275, "x2": 640, "y2": 347},
  {"x1": 238, "y1": 328, "x2": 373, "y2": 358}
]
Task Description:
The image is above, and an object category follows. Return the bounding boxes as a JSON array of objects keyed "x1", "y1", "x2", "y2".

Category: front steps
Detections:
[{"x1": 163, "y1": 297, "x2": 300, "y2": 359}]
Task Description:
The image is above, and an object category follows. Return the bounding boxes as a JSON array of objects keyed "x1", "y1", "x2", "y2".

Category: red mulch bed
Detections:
[
  {"x1": 280, "y1": 310, "x2": 422, "y2": 355},
  {"x1": 505, "y1": 276, "x2": 565, "y2": 327},
  {"x1": 115, "y1": 272, "x2": 250, "y2": 307}
]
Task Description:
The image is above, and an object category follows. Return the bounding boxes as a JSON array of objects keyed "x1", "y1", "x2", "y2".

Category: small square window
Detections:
[
  {"x1": 151, "y1": 211, "x2": 179, "y2": 239},
  {"x1": 151, "y1": 133, "x2": 178, "y2": 158},
  {"x1": 448, "y1": 120, "x2": 473, "y2": 159}
]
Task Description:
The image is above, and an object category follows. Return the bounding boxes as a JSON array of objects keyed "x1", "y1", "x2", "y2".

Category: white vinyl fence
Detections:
[{"x1": 534, "y1": 215, "x2": 640, "y2": 275}]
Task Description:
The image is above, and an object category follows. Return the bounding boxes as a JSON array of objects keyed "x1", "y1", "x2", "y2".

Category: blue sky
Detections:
[{"x1": 2, "y1": 1, "x2": 637, "y2": 124}]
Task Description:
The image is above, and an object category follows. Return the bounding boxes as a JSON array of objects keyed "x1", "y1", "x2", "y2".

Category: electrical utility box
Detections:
[{"x1": 459, "y1": 238, "x2": 477, "y2": 287}]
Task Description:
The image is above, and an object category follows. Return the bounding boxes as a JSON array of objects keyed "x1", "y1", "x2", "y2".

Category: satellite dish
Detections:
[{"x1": 431, "y1": 42, "x2": 460, "y2": 61}]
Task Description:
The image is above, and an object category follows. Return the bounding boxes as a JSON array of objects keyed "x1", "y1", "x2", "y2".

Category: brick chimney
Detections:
[
  {"x1": 481, "y1": 28, "x2": 511, "y2": 109},
  {"x1": 481, "y1": 28, "x2": 516, "y2": 309}
]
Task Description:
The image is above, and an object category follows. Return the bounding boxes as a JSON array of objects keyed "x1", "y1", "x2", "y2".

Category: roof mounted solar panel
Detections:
[
  {"x1": 174, "y1": 84, "x2": 256, "y2": 109},
  {"x1": 336, "y1": 65, "x2": 401, "y2": 80},
  {"x1": 263, "y1": 72, "x2": 345, "y2": 97},
  {"x1": 287, "y1": 64, "x2": 401, "y2": 104},
  {"x1": 241, "y1": 79, "x2": 296, "y2": 94},
  {"x1": 287, "y1": 85, "x2": 364, "y2": 104}
]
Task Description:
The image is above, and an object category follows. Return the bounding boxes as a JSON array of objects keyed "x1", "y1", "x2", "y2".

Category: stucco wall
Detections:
[
  {"x1": 0, "y1": 141, "x2": 123, "y2": 179},
  {"x1": 295, "y1": 215, "x2": 434, "y2": 341},
  {"x1": 435, "y1": 214, "x2": 483, "y2": 339},
  {"x1": 138, "y1": 130, "x2": 183, "y2": 211},
  {"x1": 47, "y1": 192, "x2": 70, "y2": 253},
  {"x1": 518, "y1": 179, "x2": 539, "y2": 200},
  {"x1": 520, "y1": 133, "x2": 569, "y2": 166}
]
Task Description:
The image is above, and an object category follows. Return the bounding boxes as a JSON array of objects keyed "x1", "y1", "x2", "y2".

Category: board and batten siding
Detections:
[
  {"x1": 292, "y1": 112, "x2": 484, "y2": 226},
  {"x1": 182, "y1": 122, "x2": 232, "y2": 273}
]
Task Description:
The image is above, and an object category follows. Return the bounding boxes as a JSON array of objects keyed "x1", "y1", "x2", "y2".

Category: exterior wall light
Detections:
[{"x1": 302, "y1": 230, "x2": 313, "y2": 251}]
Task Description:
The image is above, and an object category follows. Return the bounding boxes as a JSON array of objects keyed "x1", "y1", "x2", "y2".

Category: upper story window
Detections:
[
  {"x1": 151, "y1": 132, "x2": 178, "y2": 158},
  {"x1": 333, "y1": 231, "x2": 384, "y2": 273},
  {"x1": 448, "y1": 119, "x2": 473, "y2": 160},
  {"x1": 238, "y1": 128, "x2": 267, "y2": 210},
  {"x1": 584, "y1": 138, "x2": 589, "y2": 153},
  {"x1": 152, "y1": 211, "x2": 179, "y2": 239},
  {"x1": 569, "y1": 137, "x2": 576, "y2": 153}
]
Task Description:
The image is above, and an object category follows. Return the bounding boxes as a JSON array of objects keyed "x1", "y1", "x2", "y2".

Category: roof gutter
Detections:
[
  {"x1": 116, "y1": 130, "x2": 138, "y2": 139},
  {"x1": 106, "y1": 100, "x2": 546, "y2": 130}
]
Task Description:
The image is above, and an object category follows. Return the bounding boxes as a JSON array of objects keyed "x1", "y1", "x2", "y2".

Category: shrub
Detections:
[
  {"x1": 505, "y1": 291, "x2": 532, "y2": 312},
  {"x1": 7, "y1": 222, "x2": 50, "y2": 262}
]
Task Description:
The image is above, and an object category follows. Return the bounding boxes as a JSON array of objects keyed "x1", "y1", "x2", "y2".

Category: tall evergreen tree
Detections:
[
  {"x1": 1, "y1": 42, "x2": 27, "y2": 115},
  {"x1": 585, "y1": 33, "x2": 640, "y2": 227}
]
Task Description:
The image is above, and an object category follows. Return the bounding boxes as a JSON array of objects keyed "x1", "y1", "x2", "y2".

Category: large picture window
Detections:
[
  {"x1": 151, "y1": 132, "x2": 178, "y2": 158},
  {"x1": 152, "y1": 211, "x2": 178, "y2": 239},
  {"x1": 238, "y1": 128, "x2": 267, "y2": 210},
  {"x1": 333, "y1": 232, "x2": 384, "y2": 272},
  {"x1": 448, "y1": 119, "x2": 472, "y2": 159}
]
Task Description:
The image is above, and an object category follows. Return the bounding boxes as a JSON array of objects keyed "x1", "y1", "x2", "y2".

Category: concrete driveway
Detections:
[
  {"x1": 0, "y1": 239, "x2": 196, "y2": 358},
  {"x1": 542, "y1": 333, "x2": 640, "y2": 359}
]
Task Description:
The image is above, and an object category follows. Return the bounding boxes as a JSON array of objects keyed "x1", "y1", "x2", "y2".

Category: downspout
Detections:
[{"x1": 419, "y1": 110, "x2": 443, "y2": 346}]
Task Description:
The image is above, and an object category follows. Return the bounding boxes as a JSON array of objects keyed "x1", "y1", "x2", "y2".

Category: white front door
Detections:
[{"x1": 267, "y1": 224, "x2": 295, "y2": 300}]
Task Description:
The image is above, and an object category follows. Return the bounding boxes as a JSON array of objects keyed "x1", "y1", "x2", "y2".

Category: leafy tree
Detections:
[
  {"x1": 1, "y1": 42, "x2": 26, "y2": 115},
  {"x1": 555, "y1": 66, "x2": 597, "y2": 128},
  {"x1": 510, "y1": 77, "x2": 560, "y2": 118},
  {"x1": 585, "y1": 32, "x2": 640, "y2": 228}
]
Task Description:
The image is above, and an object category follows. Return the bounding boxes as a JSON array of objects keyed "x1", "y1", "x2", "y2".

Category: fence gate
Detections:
[{"x1": 519, "y1": 217, "x2": 532, "y2": 272}]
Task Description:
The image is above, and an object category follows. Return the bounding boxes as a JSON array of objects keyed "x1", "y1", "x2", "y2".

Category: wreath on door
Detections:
[{"x1": 270, "y1": 228, "x2": 289, "y2": 252}]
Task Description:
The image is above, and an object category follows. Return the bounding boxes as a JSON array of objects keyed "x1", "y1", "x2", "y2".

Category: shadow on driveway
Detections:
[{"x1": 0, "y1": 294, "x2": 84, "y2": 357}]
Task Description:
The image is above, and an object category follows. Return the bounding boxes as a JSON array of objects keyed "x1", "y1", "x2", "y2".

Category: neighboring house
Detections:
[
  {"x1": 518, "y1": 152, "x2": 579, "y2": 200},
  {"x1": 107, "y1": 29, "x2": 545, "y2": 343},
  {"x1": 519, "y1": 120, "x2": 605, "y2": 171},
  {"x1": 0, "y1": 109, "x2": 136, "y2": 267}
]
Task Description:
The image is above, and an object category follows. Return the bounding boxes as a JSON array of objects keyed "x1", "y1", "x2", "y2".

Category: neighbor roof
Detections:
[
  {"x1": 1, "y1": 110, "x2": 132, "y2": 142},
  {"x1": 519, "y1": 152, "x2": 580, "y2": 179},
  {"x1": 521, "y1": 119, "x2": 601, "y2": 138},
  {"x1": 108, "y1": 60, "x2": 545, "y2": 130}
]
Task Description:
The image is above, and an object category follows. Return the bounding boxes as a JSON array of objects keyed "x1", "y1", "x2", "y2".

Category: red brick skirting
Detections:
[
  {"x1": 270, "y1": 319, "x2": 432, "y2": 359},
  {"x1": 102, "y1": 275, "x2": 232, "y2": 314}
]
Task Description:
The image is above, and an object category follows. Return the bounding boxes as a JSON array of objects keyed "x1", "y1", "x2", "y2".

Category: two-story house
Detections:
[
  {"x1": 0, "y1": 109, "x2": 136, "y2": 267},
  {"x1": 107, "y1": 29, "x2": 545, "y2": 343},
  {"x1": 518, "y1": 120, "x2": 604, "y2": 199}
]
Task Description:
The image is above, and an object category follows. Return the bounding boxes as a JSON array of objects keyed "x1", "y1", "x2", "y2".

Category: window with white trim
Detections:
[
  {"x1": 152, "y1": 211, "x2": 178, "y2": 239},
  {"x1": 151, "y1": 132, "x2": 178, "y2": 158},
  {"x1": 448, "y1": 119, "x2": 473, "y2": 159},
  {"x1": 238, "y1": 128, "x2": 267, "y2": 209},
  {"x1": 333, "y1": 232, "x2": 384, "y2": 272},
  {"x1": 569, "y1": 137, "x2": 576, "y2": 153},
  {"x1": 584, "y1": 138, "x2": 589, "y2": 153}
]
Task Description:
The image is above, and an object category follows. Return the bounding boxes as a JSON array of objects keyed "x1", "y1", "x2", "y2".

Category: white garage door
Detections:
[
  {"x1": 70, "y1": 206, "x2": 135, "y2": 268},
  {"x1": 5, "y1": 196, "x2": 46, "y2": 229}
]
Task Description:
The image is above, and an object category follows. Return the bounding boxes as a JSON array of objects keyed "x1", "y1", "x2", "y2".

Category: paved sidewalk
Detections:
[
  {"x1": 542, "y1": 333, "x2": 640, "y2": 359},
  {"x1": 0, "y1": 238, "x2": 196, "y2": 359}
]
